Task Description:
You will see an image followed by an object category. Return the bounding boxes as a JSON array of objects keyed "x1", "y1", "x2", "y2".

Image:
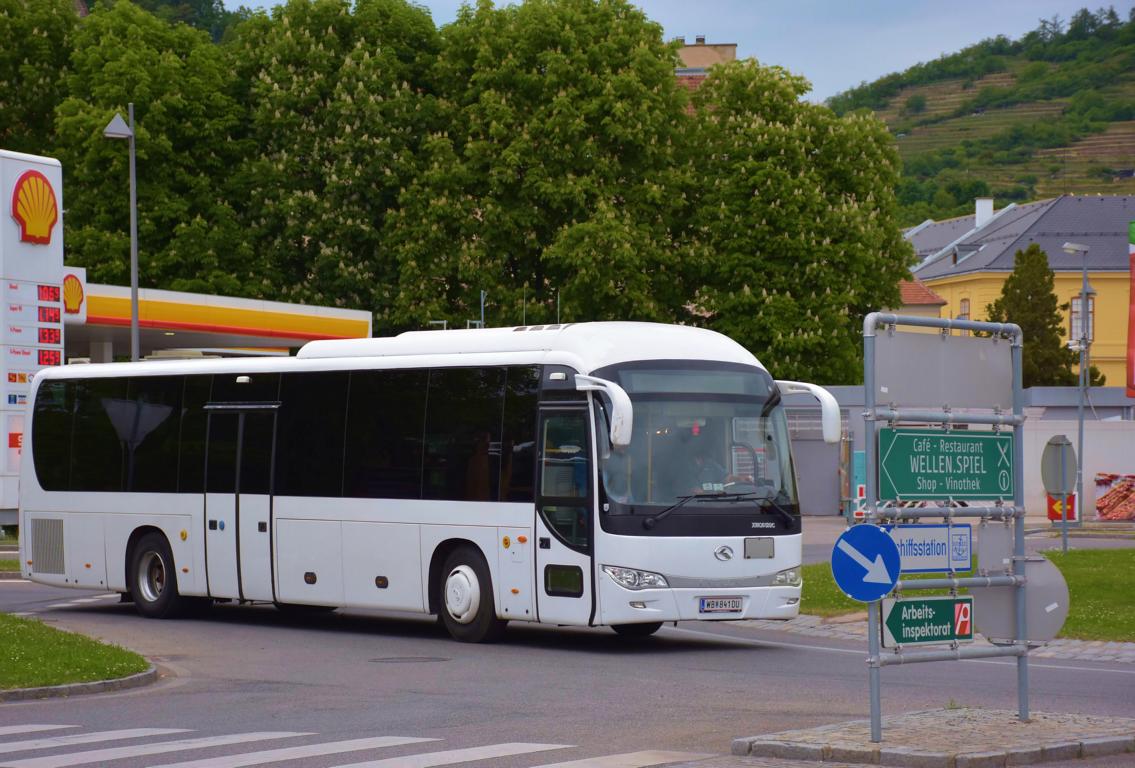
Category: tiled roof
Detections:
[
  {"x1": 899, "y1": 278, "x2": 947, "y2": 306},
  {"x1": 912, "y1": 196, "x2": 1134, "y2": 279}
]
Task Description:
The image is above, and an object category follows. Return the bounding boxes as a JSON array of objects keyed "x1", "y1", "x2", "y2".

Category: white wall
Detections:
[{"x1": 1023, "y1": 418, "x2": 1135, "y2": 519}]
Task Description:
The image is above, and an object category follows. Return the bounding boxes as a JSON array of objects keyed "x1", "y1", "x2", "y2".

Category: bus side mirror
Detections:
[
  {"x1": 775, "y1": 380, "x2": 841, "y2": 444},
  {"x1": 574, "y1": 375, "x2": 633, "y2": 448}
]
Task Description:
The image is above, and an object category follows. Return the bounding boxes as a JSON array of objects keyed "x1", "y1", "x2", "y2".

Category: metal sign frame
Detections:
[{"x1": 862, "y1": 312, "x2": 1027, "y2": 743}]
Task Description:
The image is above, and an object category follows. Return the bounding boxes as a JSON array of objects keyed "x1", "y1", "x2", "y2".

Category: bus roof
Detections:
[
  {"x1": 297, "y1": 322, "x2": 764, "y2": 372},
  {"x1": 31, "y1": 322, "x2": 766, "y2": 382}
]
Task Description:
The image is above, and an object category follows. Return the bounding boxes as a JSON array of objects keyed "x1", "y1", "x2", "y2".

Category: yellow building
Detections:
[{"x1": 908, "y1": 196, "x2": 1133, "y2": 386}]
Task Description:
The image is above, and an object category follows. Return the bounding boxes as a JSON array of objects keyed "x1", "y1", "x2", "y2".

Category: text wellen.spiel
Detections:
[{"x1": 909, "y1": 437, "x2": 988, "y2": 492}]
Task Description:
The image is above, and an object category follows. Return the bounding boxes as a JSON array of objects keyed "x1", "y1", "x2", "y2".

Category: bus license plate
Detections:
[{"x1": 699, "y1": 596, "x2": 742, "y2": 614}]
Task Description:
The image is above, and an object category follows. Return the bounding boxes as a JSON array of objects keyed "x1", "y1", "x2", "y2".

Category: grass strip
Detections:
[
  {"x1": 801, "y1": 549, "x2": 1135, "y2": 642},
  {"x1": 0, "y1": 559, "x2": 18, "y2": 572},
  {"x1": 0, "y1": 613, "x2": 148, "y2": 690},
  {"x1": 1044, "y1": 549, "x2": 1135, "y2": 642}
]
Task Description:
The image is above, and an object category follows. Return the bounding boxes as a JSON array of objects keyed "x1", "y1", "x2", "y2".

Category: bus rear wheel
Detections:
[
  {"x1": 130, "y1": 532, "x2": 185, "y2": 619},
  {"x1": 438, "y1": 546, "x2": 506, "y2": 643},
  {"x1": 611, "y1": 622, "x2": 663, "y2": 638}
]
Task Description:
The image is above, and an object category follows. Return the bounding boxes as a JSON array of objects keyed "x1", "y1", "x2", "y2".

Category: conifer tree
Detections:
[{"x1": 984, "y1": 243, "x2": 1104, "y2": 387}]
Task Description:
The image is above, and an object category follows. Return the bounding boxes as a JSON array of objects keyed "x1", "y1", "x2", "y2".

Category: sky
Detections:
[{"x1": 222, "y1": 0, "x2": 1135, "y2": 102}]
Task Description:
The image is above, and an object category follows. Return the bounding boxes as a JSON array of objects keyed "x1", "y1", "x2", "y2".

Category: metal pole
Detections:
[
  {"x1": 1012, "y1": 328, "x2": 1029, "y2": 721},
  {"x1": 1076, "y1": 252, "x2": 1088, "y2": 531},
  {"x1": 480, "y1": 289, "x2": 486, "y2": 328},
  {"x1": 1060, "y1": 443, "x2": 1068, "y2": 554},
  {"x1": 868, "y1": 599, "x2": 882, "y2": 742},
  {"x1": 862, "y1": 312, "x2": 882, "y2": 742},
  {"x1": 128, "y1": 103, "x2": 139, "y2": 363}
]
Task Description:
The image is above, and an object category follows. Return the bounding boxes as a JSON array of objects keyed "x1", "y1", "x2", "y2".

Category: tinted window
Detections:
[
  {"x1": 206, "y1": 412, "x2": 238, "y2": 493},
  {"x1": 500, "y1": 366, "x2": 540, "y2": 502},
  {"x1": 32, "y1": 379, "x2": 73, "y2": 491},
  {"x1": 69, "y1": 378, "x2": 129, "y2": 492},
  {"x1": 423, "y1": 368, "x2": 505, "y2": 501},
  {"x1": 276, "y1": 372, "x2": 347, "y2": 497},
  {"x1": 240, "y1": 411, "x2": 275, "y2": 495},
  {"x1": 179, "y1": 376, "x2": 211, "y2": 492},
  {"x1": 344, "y1": 369, "x2": 427, "y2": 499},
  {"x1": 122, "y1": 376, "x2": 182, "y2": 492}
]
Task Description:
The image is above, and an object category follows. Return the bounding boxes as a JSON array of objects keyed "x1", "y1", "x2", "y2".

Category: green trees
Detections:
[
  {"x1": 54, "y1": 0, "x2": 249, "y2": 293},
  {"x1": 687, "y1": 60, "x2": 913, "y2": 383},
  {"x1": 226, "y1": 0, "x2": 438, "y2": 311},
  {"x1": 0, "y1": 0, "x2": 77, "y2": 152},
  {"x1": 382, "y1": 0, "x2": 692, "y2": 329},
  {"x1": 3, "y1": 0, "x2": 918, "y2": 382},
  {"x1": 984, "y1": 243, "x2": 1104, "y2": 386}
]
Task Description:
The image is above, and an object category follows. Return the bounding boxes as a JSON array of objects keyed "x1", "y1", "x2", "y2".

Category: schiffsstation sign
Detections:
[{"x1": 879, "y1": 428, "x2": 1014, "y2": 501}]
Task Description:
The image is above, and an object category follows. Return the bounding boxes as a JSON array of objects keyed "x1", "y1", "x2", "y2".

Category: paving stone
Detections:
[
  {"x1": 1039, "y1": 741, "x2": 1080, "y2": 761},
  {"x1": 1081, "y1": 734, "x2": 1135, "y2": 757},
  {"x1": 1004, "y1": 746, "x2": 1043, "y2": 765},
  {"x1": 746, "y1": 740, "x2": 826, "y2": 761},
  {"x1": 878, "y1": 746, "x2": 950, "y2": 767},
  {"x1": 954, "y1": 751, "x2": 1007, "y2": 768}
]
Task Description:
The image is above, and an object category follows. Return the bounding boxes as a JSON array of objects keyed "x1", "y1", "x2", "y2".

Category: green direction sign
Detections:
[
  {"x1": 881, "y1": 596, "x2": 974, "y2": 648},
  {"x1": 879, "y1": 428, "x2": 1013, "y2": 501}
]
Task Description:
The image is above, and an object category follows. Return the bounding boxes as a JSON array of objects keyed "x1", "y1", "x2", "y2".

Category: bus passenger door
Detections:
[
  {"x1": 534, "y1": 408, "x2": 594, "y2": 626},
  {"x1": 204, "y1": 408, "x2": 277, "y2": 602}
]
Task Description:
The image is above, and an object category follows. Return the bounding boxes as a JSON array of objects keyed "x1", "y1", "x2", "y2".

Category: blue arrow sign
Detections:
[{"x1": 831, "y1": 525, "x2": 901, "y2": 602}]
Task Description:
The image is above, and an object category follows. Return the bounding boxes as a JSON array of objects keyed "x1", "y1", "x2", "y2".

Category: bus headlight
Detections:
[
  {"x1": 774, "y1": 568, "x2": 801, "y2": 587},
  {"x1": 603, "y1": 565, "x2": 668, "y2": 590}
]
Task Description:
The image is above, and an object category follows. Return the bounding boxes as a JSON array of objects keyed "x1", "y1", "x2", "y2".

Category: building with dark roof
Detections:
[{"x1": 907, "y1": 195, "x2": 1134, "y2": 387}]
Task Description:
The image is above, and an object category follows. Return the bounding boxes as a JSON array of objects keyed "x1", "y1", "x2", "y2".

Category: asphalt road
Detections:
[{"x1": 2, "y1": 573, "x2": 1133, "y2": 768}]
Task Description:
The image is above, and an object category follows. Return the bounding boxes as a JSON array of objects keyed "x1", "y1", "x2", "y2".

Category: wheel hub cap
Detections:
[{"x1": 444, "y1": 565, "x2": 479, "y2": 624}]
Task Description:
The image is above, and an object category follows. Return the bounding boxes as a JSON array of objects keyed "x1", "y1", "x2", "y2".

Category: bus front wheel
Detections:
[
  {"x1": 130, "y1": 532, "x2": 185, "y2": 619},
  {"x1": 611, "y1": 622, "x2": 663, "y2": 637},
  {"x1": 438, "y1": 546, "x2": 507, "y2": 643}
]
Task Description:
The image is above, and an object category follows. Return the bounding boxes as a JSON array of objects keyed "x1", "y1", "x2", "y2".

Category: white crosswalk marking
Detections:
[
  {"x1": 148, "y1": 736, "x2": 440, "y2": 768},
  {"x1": 43, "y1": 604, "x2": 73, "y2": 609},
  {"x1": 0, "y1": 729, "x2": 75, "y2": 739},
  {"x1": 67, "y1": 598, "x2": 103, "y2": 604},
  {"x1": 532, "y1": 751, "x2": 712, "y2": 768},
  {"x1": 330, "y1": 742, "x2": 570, "y2": 768},
  {"x1": 0, "y1": 729, "x2": 187, "y2": 755},
  {"x1": 0, "y1": 732, "x2": 307, "y2": 768}
]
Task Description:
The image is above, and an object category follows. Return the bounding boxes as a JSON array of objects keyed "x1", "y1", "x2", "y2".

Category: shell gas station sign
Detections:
[{"x1": 1, "y1": 150, "x2": 67, "y2": 509}]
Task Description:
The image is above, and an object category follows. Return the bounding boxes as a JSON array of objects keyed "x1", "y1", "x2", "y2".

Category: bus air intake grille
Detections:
[{"x1": 32, "y1": 518, "x2": 65, "y2": 574}]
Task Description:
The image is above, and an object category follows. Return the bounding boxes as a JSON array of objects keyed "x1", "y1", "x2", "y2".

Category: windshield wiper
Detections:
[
  {"x1": 642, "y1": 490, "x2": 798, "y2": 530},
  {"x1": 642, "y1": 493, "x2": 701, "y2": 529}
]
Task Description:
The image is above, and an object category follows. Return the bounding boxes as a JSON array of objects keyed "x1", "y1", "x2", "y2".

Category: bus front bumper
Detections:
[{"x1": 598, "y1": 576, "x2": 802, "y2": 625}]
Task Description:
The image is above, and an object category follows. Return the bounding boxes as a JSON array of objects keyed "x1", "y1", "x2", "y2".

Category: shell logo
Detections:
[
  {"x1": 11, "y1": 170, "x2": 58, "y2": 245},
  {"x1": 63, "y1": 273, "x2": 84, "y2": 315}
]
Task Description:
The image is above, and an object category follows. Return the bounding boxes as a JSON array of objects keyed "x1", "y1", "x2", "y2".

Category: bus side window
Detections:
[
  {"x1": 70, "y1": 377, "x2": 129, "y2": 492},
  {"x1": 31, "y1": 379, "x2": 73, "y2": 491},
  {"x1": 540, "y1": 413, "x2": 588, "y2": 499},
  {"x1": 422, "y1": 368, "x2": 505, "y2": 502},
  {"x1": 344, "y1": 369, "x2": 428, "y2": 499},
  {"x1": 500, "y1": 366, "x2": 540, "y2": 503}
]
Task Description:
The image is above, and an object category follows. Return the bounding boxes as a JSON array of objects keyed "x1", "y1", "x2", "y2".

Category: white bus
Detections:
[{"x1": 19, "y1": 322, "x2": 838, "y2": 642}]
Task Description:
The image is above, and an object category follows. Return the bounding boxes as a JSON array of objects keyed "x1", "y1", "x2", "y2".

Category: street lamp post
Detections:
[
  {"x1": 1062, "y1": 241, "x2": 1093, "y2": 530},
  {"x1": 103, "y1": 104, "x2": 139, "y2": 362}
]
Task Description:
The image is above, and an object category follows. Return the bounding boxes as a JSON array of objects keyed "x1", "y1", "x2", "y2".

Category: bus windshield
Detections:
[{"x1": 593, "y1": 362, "x2": 798, "y2": 513}]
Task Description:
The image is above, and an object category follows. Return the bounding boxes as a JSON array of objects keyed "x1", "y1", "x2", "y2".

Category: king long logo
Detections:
[{"x1": 11, "y1": 170, "x2": 58, "y2": 245}]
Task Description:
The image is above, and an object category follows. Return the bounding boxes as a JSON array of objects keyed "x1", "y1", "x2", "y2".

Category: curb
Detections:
[
  {"x1": 733, "y1": 735, "x2": 1135, "y2": 766},
  {"x1": 0, "y1": 572, "x2": 25, "y2": 581},
  {"x1": 732, "y1": 709, "x2": 1135, "y2": 767},
  {"x1": 0, "y1": 665, "x2": 159, "y2": 702}
]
